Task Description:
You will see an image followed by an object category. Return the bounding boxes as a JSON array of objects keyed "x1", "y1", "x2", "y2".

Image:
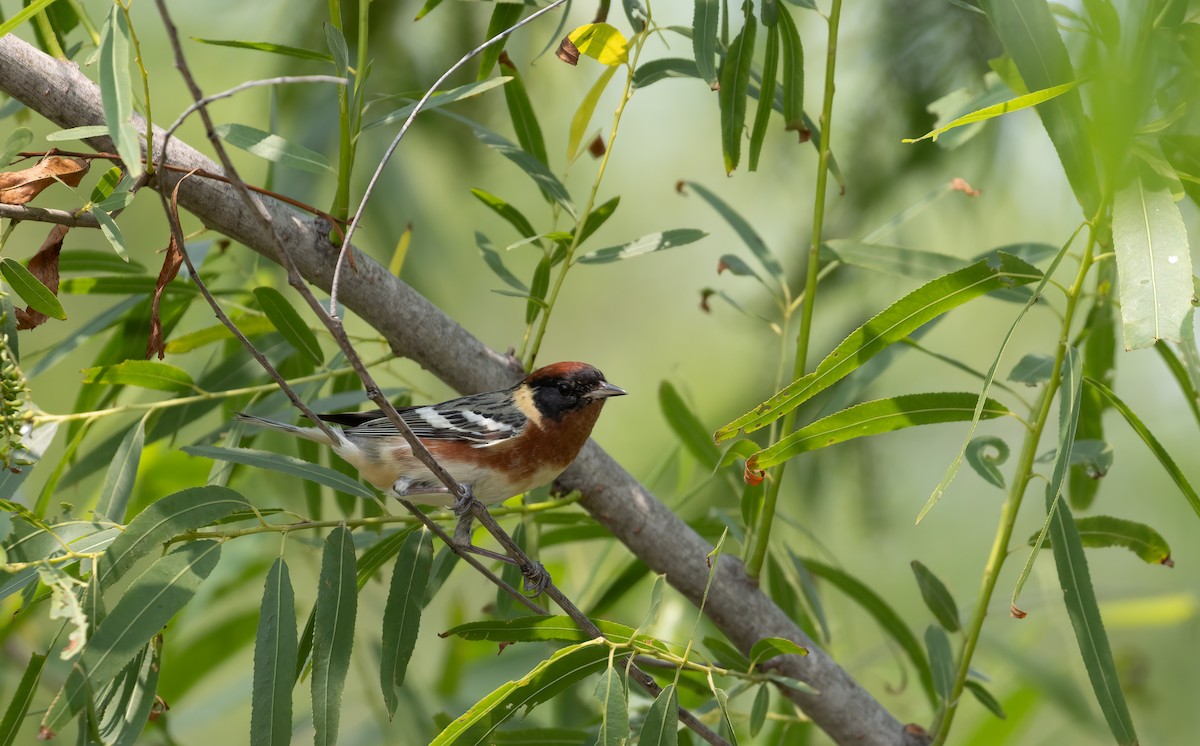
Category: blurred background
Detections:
[{"x1": 2, "y1": 0, "x2": 1198, "y2": 743}]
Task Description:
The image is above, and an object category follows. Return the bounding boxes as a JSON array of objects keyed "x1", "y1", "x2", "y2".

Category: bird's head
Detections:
[{"x1": 523, "y1": 362, "x2": 626, "y2": 421}]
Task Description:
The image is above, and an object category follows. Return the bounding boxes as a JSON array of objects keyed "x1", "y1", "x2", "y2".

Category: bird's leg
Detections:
[{"x1": 448, "y1": 488, "x2": 551, "y2": 595}]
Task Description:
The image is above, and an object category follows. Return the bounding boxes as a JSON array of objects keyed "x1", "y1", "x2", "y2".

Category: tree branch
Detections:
[{"x1": 0, "y1": 33, "x2": 927, "y2": 746}]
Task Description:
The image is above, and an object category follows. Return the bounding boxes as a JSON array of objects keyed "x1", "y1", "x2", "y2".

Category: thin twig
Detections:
[
  {"x1": 0, "y1": 203, "x2": 100, "y2": 228},
  {"x1": 328, "y1": 0, "x2": 569, "y2": 314}
]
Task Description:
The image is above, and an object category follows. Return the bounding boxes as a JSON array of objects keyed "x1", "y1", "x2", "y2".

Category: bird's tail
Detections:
[{"x1": 235, "y1": 413, "x2": 340, "y2": 446}]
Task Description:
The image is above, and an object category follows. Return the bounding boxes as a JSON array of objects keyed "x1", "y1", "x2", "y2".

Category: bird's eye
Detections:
[{"x1": 557, "y1": 382, "x2": 574, "y2": 397}]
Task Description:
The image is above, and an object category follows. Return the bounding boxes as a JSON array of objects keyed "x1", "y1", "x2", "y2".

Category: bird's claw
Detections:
[
  {"x1": 451, "y1": 484, "x2": 476, "y2": 516},
  {"x1": 521, "y1": 561, "x2": 551, "y2": 595}
]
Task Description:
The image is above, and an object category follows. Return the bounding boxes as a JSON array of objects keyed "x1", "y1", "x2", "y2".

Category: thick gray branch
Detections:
[{"x1": 0, "y1": 34, "x2": 927, "y2": 746}]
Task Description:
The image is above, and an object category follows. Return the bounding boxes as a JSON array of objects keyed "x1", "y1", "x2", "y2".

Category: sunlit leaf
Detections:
[
  {"x1": 568, "y1": 65, "x2": 618, "y2": 161},
  {"x1": 81, "y1": 360, "x2": 194, "y2": 392},
  {"x1": 0, "y1": 258, "x2": 65, "y2": 320},
  {"x1": 903, "y1": 80, "x2": 1081, "y2": 143},
  {"x1": 568, "y1": 23, "x2": 629, "y2": 66}
]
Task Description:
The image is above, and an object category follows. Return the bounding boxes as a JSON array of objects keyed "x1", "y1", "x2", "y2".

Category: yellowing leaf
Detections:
[{"x1": 567, "y1": 23, "x2": 629, "y2": 66}]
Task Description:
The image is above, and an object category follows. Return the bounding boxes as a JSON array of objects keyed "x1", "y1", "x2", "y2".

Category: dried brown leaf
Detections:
[
  {"x1": 0, "y1": 156, "x2": 89, "y2": 205},
  {"x1": 556, "y1": 38, "x2": 580, "y2": 66},
  {"x1": 15, "y1": 224, "x2": 68, "y2": 330}
]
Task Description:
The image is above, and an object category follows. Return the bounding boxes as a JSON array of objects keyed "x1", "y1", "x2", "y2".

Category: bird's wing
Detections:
[{"x1": 319, "y1": 395, "x2": 526, "y2": 444}]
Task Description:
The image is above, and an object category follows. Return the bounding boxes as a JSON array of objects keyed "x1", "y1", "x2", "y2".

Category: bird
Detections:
[{"x1": 235, "y1": 361, "x2": 626, "y2": 580}]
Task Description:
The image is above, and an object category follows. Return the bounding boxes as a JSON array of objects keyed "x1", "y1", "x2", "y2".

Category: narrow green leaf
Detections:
[
  {"x1": 0, "y1": 258, "x2": 65, "y2": 320},
  {"x1": 785, "y1": 549, "x2": 831, "y2": 644},
  {"x1": 477, "y1": 2, "x2": 522, "y2": 80},
  {"x1": 1085, "y1": 376, "x2": 1200, "y2": 519},
  {"x1": 802, "y1": 559, "x2": 937, "y2": 706},
  {"x1": 381, "y1": 527, "x2": 433, "y2": 718},
  {"x1": 911, "y1": 560, "x2": 960, "y2": 632},
  {"x1": 693, "y1": 0, "x2": 719, "y2": 88},
  {"x1": 632, "y1": 58, "x2": 700, "y2": 88},
  {"x1": 58, "y1": 251, "x2": 145, "y2": 277},
  {"x1": 718, "y1": 9, "x2": 756, "y2": 174},
  {"x1": 925, "y1": 625, "x2": 954, "y2": 701},
  {"x1": 711, "y1": 685, "x2": 739, "y2": 746},
  {"x1": 470, "y1": 190, "x2": 537, "y2": 239},
  {"x1": 594, "y1": 665, "x2": 629, "y2": 746},
  {"x1": 163, "y1": 314, "x2": 276, "y2": 354},
  {"x1": 1049, "y1": 499, "x2": 1138, "y2": 744},
  {"x1": 444, "y1": 616, "x2": 672, "y2": 655},
  {"x1": 81, "y1": 360, "x2": 194, "y2": 392},
  {"x1": 527, "y1": 254, "x2": 551, "y2": 325},
  {"x1": 965, "y1": 435, "x2": 1009, "y2": 489},
  {"x1": 42, "y1": 541, "x2": 222, "y2": 731},
  {"x1": 1111, "y1": 175, "x2": 1193, "y2": 349},
  {"x1": 636, "y1": 683, "x2": 677, "y2": 746},
  {"x1": 577, "y1": 229, "x2": 708, "y2": 264},
  {"x1": 183, "y1": 445, "x2": 376, "y2": 500},
  {"x1": 94, "y1": 415, "x2": 146, "y2": 523},
  {"x1": 97, "y1": 485, "x2": 247, "y2": 590},
  {"x1": 980, "y1": 0, "x2": 1099, "y2": 214},
  {"x1": 1008, "y1": 353, "x2": 1055, "y2": 384},
  {"x1": 659, "y1": 381, "x2": 720, "y2": 469},
  {"x1": 683, "y1": 181, "x2": 785, "y2": 283},
  {"x1": 191, "y1": 38, "x2": 333, "y2": 62},
  {"x1": 475, "y1": 232, "x2": 528, "y2": 291},
  {"x1": 1032, "y1": 515, "x2": 1173, "y2": 566},
  {"x1": 567, "y1": 65, "x2": 618, "y2": 161},
  {"x1": 576, "y1": 196, "x2": 620, "y2": 246},
  {"x1": 903, "y1": 80, "x2": 1081, "y2": 143},
  {"x1": 89, "y1": 207, "x2": 129, "y2": 259},
  {"x1": 1154, "y1": 339, "x2": 1200, "y2": 426},
  {"x1": 430, "y1": 639, "x2": 611, "y2": 745},
  {"x1": 312, "y1": 526, "x2": 358, "y2": 746},
  {"x1": 703, "y1": 636, "x2": 750, "y2": 670},
  {"x1": 499, "y1": 56, "x2": 548, "y2": 166},
  {"x1": 748, "y1": 23, "x2": 779, "y2": 171},
  {"x1": 749, "y1": 392, "x2": 1011, "y2": 469},
  {"x1": 214, "y1": 123, "x2": 331, "y2": 173},
  {"x1": 252, "y1": 558, "x2": 297, "y2": 746},
  {"x1": 323, "y1": 23, "x2": 348, "y2": 78},
  {"x1": 0, "y1": 127, "x2": 33, "y2": 165},
  {"x1": 776, "y1": 6, "x2": 805, "y2": 132},
  {"x1": 99, "y1": 6, "x2": 142, "y2": 180},
  {"x1": 748, "y1": 636, "x2": 808, "y2": 666},
  {"x1": 749, "y1": 684, "x2": 770, "y2": 738},
  {"x1": 362, "y1": 78, "x2": 512, "y2": 131},
  {"x1": 0, "y1": 653, "x2": 45, "y2": 746},
  {"x1": 253, "y1": 286, "x2": 324, "y2": 364},
  {"x1": 47, "y1": 125, "x2": 111, "y2": 142},
  {"x1": 103, "y1": 638, "x2": 161, "y2": 746},
  {"x1": 964, "y1": 679, "x2": 1007, "y2": 720}
]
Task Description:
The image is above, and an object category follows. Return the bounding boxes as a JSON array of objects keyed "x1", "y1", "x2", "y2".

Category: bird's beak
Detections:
[{"x1": 585, "y1": 381, "x2": 627, "y2": 400}]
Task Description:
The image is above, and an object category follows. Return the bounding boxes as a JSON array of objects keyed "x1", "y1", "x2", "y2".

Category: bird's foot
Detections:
[
  {"x1": 520, "y1": 561, "x2": 551, "y2": 595},
  {"x1": 451, "y1": 484, "x2": 477, "y2": 516}
]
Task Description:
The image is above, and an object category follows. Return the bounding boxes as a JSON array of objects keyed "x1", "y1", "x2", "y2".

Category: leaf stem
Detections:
[
  {"x1": 931, "y1": 204, "x2": 1104, "y2": 744},
  {"x1": 746, "y1": 0, "x2": 842, "y2": 580}
]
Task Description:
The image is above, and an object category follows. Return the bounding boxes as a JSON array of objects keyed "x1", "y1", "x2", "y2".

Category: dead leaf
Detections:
[
  {"x1": 15, "y1": 224, "x2": 67, "y2": 330},
  {"x1": 0, "y1": 156, "x2": 89, "y2": 205},
  {"x1": 555, "y1": 37, "x2": 580, "y2": 66},
  {"x1": 147, "y1": 186, "x2": 187, "y2": 359},
  {"x1": 587, "y1": 135, "x2": 606, "y2": 159}
]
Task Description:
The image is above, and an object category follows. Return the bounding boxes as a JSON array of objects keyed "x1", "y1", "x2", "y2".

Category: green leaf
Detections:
[
  {"x1": 718, "y1": 8, "x2": 756, "y2": 174},
  {"x1": 1085, "y1": 376, "x2": 1200, "y2": 520},
  {"x1": 903, "y1": 80, "x2": 1081, "y2": 143},
  {"x1": 0, "y1": 127, "x2": 33, "y2": 165},
  {"x1": 163, "y1": 314, "x2": 277, "y2": 354},
  {"x1": 692, "y1": 0, "x2": 719, "y2": 88},
  {"x1": 0, "y1": 653, "x2": 45, "y2": 746},
  {"x1": 102, "y1": 638, "x2": 161, "y2": 746},
  {"x1": 710, "y1": 685, "x2": 739, "y2": 746},
  {"x1": 252, "y1": 558, "x2": 297, "y2": 746},
  {"x1": 381, "y1": 527, "x2": 432, "y2": 718},
  {"x1": 471, "y1": 190, "x2": 538, "y2": 239},
  {"x1": 1111, "y1": 175, "x2": 1194, "y2": 349},
  {"x1": 99, "y1": 5, "x2": 142, "y2": 180},
  {"x1": 527, "y1": 254, "x2": 550, "y2": 325},
  {"x1": 1008, "y1": 353, "x2": 1055, "y2": 384},
  {"x1": 632, "y1": 58, "x2": 700, "y2": 88},
  {"x1": 183, "y1": 445, "x2": 376, "y2": 500},
  {"x1": 430, "y1": 638, "x2": 611, "y2": 745},
  {"x1": 748, "y1": 23, "x2": 779, "y2": 171},
  {"x1": 636, "y1": 683, "x2": 678, "y2": 746},
  {"x1": 802, "y1": 559, "x2": 936, "y2": 706},
  {"x1": 477, "y1": 2, "x2": 522, "y2": 80},
  {"x1": 1048, "y1": 499, "x2": 1138, "y2": 744},
  {"x1": 94, "y1": 415, "x2": 145, "y2": 523},
  {"x1": 475, "y1": 232, "x2": 528, "y2": 292},
  {"x1": 97, "y1": 485, "x2": 248, "y2": 590},
  {"x1": 443, "y1": 616, "x2": 672, "y2": 655},
  {"x1": 577, "y1": 196, "x2": 620, "y2": 246},
  {"x1": 213, "y1": 123, "x2": 332, "y2": 173},
  {"x1": 312, "y1": 526, "x2": 358, "y2": 746},
  {"x1": 965, "y1": 435, "x2": 1009, "y2": 489},
  {"x1": 81, "y1": 360, "x2": 195, "y2": 392},
  {"x1": 499, "y1": 56, "x2": 548, "y2": 167},
  {"x1": 90, "y1": 206, "x2": 129, "y2": 259},
  {"x1": 594, "y1": 665, "x2": 629, "y2": 746},
  {"x1": 749, "y1": 684, "x2": 770, "y2": 738},
  {"x1": 253, "y1": 286, "x2": 324, "y2": 364},
  {"x1": 965, "y1": 679, "x2": 1007, "y2": 720},
  {"x1": 46, "y1": 125, "x2": 111, "y2": 142},
  {"x1": 748, "y1": 392, "x2": 1012, "y2": 470},
  {"x1": 980, "y1": 0, "x2": 1099, "y2": 214},
  {"x1": 0, "y1": 257, "x2": 66, "y2": 320},
  {"x1": 191, "y1": 37, "x2": 333, "y2": 62},
  {"x1": 748, "y1": 636, "x2": 808, "y2": 666},
  {"x1": 925, "y1": 625, "x2": 954, "y2": 701},
  {"x1": 911, "y1": 560, "x2": 960, "y2": 632},
  {"x1": 58, "y1": 251, "x2": 145, "y2": 277},
  {"x1": 363, "y1": 78, "x2": 512, "y2": 131},
  {"x1": 42, "y1": 541, "x2": 222, "y2": 731},
  {"x1": 659, "y1": 381, "x2": 720, "y2": 469},
  {"x1": 702, "y1": 636, "x2": 750, "y2": 670},
  {"x1": 1031, "y1": 515, "x2": 1173, "y2": 566},
  {"x1": 577, "y1": 229, "x2": 708, "y2": 264},
  {"x1": 776, "y1": 7, "x2": 805, "y2": 132},
  {"x1": 568, "y1": 65, "x2": 618, "y2": 161},
  {"x1": 683, "y1": 181, "x2": 784, "y2": 283},
  {"x1": 568, "y1": 23, "x2": 630, "y2": 66}
]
